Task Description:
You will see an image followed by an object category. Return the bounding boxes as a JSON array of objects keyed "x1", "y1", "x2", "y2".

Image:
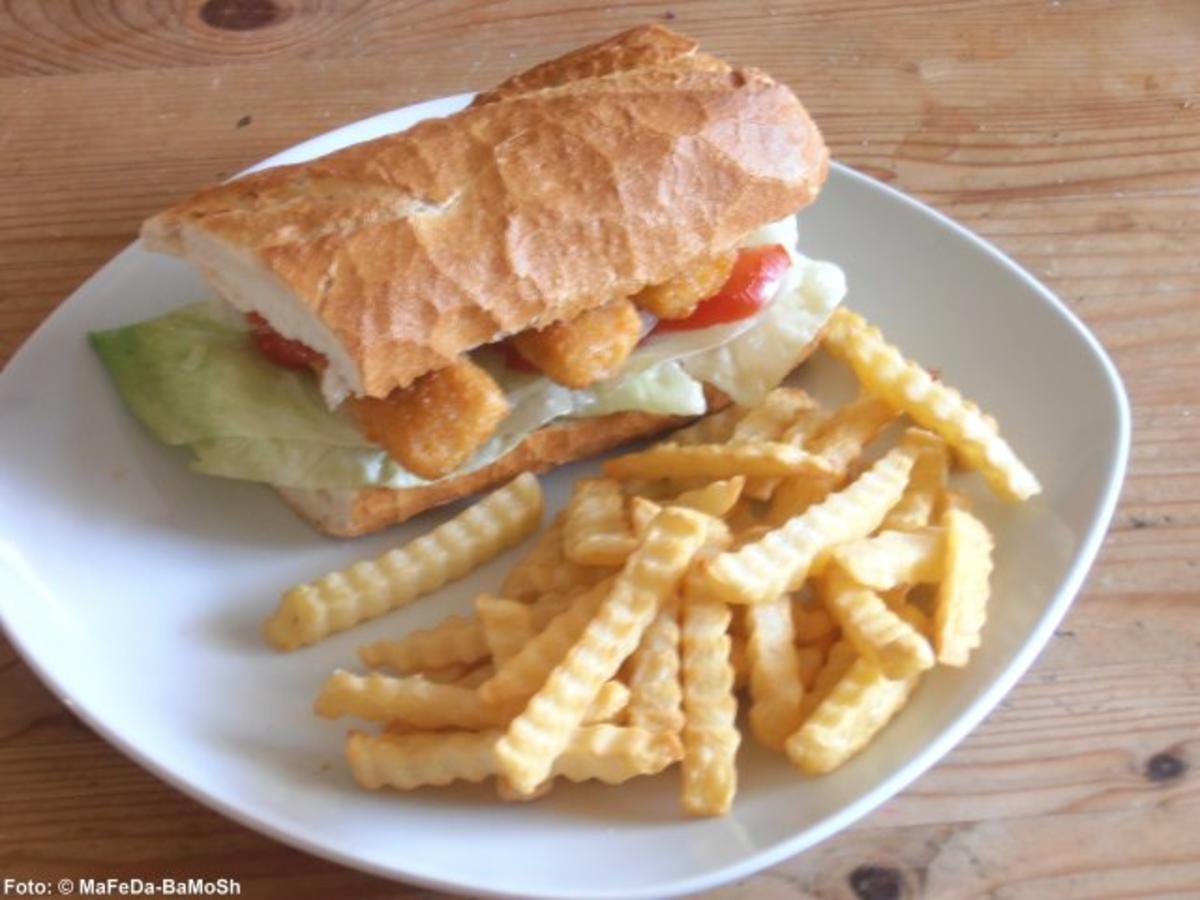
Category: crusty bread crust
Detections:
[
  {"x1": 472, "y1": 24, "x2": 705, "y2": 105},
  {"x1": 142, "y1": 28, "x2": 828, "y2": 399}
]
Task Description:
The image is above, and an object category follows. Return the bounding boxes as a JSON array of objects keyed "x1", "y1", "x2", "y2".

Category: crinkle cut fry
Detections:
[
  {"x1": 358, "y1": 613, "x2": 487, "y2": 673},
  {"x1": 494, "y1": 508, "x2": 708, "y2": 795},
  {"x1": 679, "y1": 587, "x2": 740, "y2": 816},
  {"x1": 697, "y1": 442, "x2": 918, "y2": 605},
  {"x1": 563, "y1": 478, "x2": 637, "y2": 566},
  {"x1": 744, "y1": 599, "x2": 806, "y2": 750},
  {"x1": 348, "y1": 724, "x2": 680, "y2": 791},
  {"x1": 786, "y1": 658, "x2": 918, "y2": 774},
  {"x1": 625, "y1": 601, "x2": 685, "y2": 734},
  {"x1": 314, "y1": 670, "x2": 504, "y2": 730},
  {"x1": 820, "y1": 566, "x2": 934, "y2": 679},
  {"x1": 823, "y1": 308, "x2": 1040, "y2": 501},
  {"x1": 478, "y1": 577, "x2": 615, "y2": 707},
  {"x1": 264, "y1": 472, "x2": 542, "y2": 650},
  {"x1": 604, "y1": 442, "x2": 835, "y2": 481}
]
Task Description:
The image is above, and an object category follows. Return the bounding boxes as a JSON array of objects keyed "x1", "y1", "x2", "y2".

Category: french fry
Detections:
[
  {"x1": 882, "y1": 430, "x2": 949, "y2": 531},
  {"x1": 796, "y1": 645, "x2": 825, "y2": 690},
  {"x1": 264, "y1": 473, "x2": 543, "y2": 650},
  {"x1": 697, "y1": 441, "x2": 919, "y2": 605},
  {"x1": 455, "y1": 663, "x2": 495, "y2": 689},
  {"x1": 563, "y1": 479, "x2": 637, "y2": 566},
  {"x1": 745, "y1": 405, "x2": 829, "y2": 501},
  {"x1": 672, "y1": 477, "x2": 746, "y2": 517},
  {"x1": 725, "y1": 500, "x2": 763, "y2": 538},
  {"x1": 765, "y1": 473, "x2": 841, "y2": 526},
  {"x1": 806, "y1": 393, "x2": 898, "y2": 474},
  {"x1": 669, "y1": 405, "x2": 748, "y2": 445},
  {"x1": 348, "y1": 724, "x2": 680, "y2": 792},
  {"x1": 501, "y1": 515, "x2": 603, "y2": 602},
  {"x1": 358, "y1": 614, "x2": 488, "y2": 674},
  {"x1": 314, "y1": 670, "x2": 506, "y2": 730},
  {"x1": 800, "y1": 639, "x2": 858, "y2": 720},
  {"x1": 679, "y1": 593, "x2": 740, "y2": 816},
  {"x1": 494, "y1": 508, "x2": 707, "y2": 795},
  {"x1": 786, "y1": 659, "x2": 918, "y2": 774},
  {"x1": 603, "y1": 442, "x2": 835, "y2": 481},
  {"x1": 792, "y1": 601, "x2": 837, "y2": 644},
  {"x1": 348, "y1": 729, "x2": 497, "y2": 790},
  {"x1": 625, "y1": 603, "x2": 685, "y2": 734},
  {"x1": 630, "y1": 497, "x2": 731, "y2": 552},
  {"x1": 729, "y1": 388, "x2": 818, "y2": 444},
  {"x1": 585, "y1": 680, "x2": 632, "y2": 724},
  {"x1": 744, "y1": 599, "x2": 806, "y2": 750},
  {"x1": 730, "y1": 633, "x2": 749, "y2": 692},
  {"x1": 475, "y1": 594, "x2": 533, "y2": 666},
  {"x1": 933, "y1": 508, "x2": 995, "y2": 666},
  {"x1": 829, "y1": 528, "x2": 945, "y2": 591},
  {"x1": 823, "y1": 308, "x2": 1040, "y2": 501},
  {"x1": 820, "y1": 567, "x2": 934, "y2": 680},
  {"x1": 479, "y1": 578, "x2": 615, "y2": 708}
]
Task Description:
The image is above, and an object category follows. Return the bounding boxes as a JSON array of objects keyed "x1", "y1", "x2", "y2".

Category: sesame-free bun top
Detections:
[{"x1": 141, "y1": 26, "x2": 829, "y2": 401}]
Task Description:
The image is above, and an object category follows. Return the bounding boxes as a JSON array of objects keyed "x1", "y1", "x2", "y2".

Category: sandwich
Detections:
[{"x1": 90, "y1": 25, "x2": 846, "y2": 537}]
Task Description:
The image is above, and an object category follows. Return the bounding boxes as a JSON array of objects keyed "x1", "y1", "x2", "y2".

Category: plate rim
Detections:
[{"x1": 0, "y1": 95, "x2": 1131, "y2": 900}]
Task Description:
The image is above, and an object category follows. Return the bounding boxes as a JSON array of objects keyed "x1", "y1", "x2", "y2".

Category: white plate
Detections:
[{"x1": 0, "y1": 94, "x2": 1129, "y2": 899}]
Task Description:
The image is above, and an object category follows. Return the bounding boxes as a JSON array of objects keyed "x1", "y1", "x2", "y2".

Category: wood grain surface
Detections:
[{"x1": 2, "y1": 1, "x2": 1198, "y2": 897}]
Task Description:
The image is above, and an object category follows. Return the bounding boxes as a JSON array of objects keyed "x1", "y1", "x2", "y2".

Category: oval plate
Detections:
[{"x1": 0, "y1": 94, "x2": 1129, "y2": 899}]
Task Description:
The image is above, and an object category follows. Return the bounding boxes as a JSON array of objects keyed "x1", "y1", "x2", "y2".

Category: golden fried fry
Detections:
[
  {"x1": 744, "y1": 599, "x2": 806, "y2": 750},
  {"x1": 799, "y1": 639, "x2": 858, "y2": 720},
  {"x1": 806, "y1": 393, "x2": 897, "y2": 474},
  {"x1": 765, "y1": 474, "x2": 841, "y2": 526},
  {"x1": 820, "y1": 567, "x2": 934, "y2": 680},
  {"x1": 348, "y1": 357, "x2": 509, "y2": 480},
  {"x1": 829, "y1": 528, "x2": 945, "y2": 591},
  {"x1": 729, "y1": 388, "x2": 818, "y2": 444},
  {"x1": 633, "y1": 250, "x2": 737, "y2": 319},
  {"x1": 479, "y1": 578, "x2": 615, "y2": 708},
  {"x1": 264, "y1": 473, "x2": 542, "y2": 650},
  {"x1": 604, "y1": 442, "x2": 835, "y2": 481},
  {"x1": 358, "y1": 613, "x2": 488, "y2": 674},
  {"x1": 625, "y1": 603, "x2": 684, "y2": 734},
  {"x1": 672, "y1": 477, "x2": 746, "y2": 517},
  {"x1": 881, "y1": 430, "x2": 949, "y2": 531},
  {"x1": 494, "y1": 508, "x2": 707, "y2": 795},
  {"x1": 786, "y1": 659, "x2": 918, "y2": 774},
  {"x1": 668, "y1": 404, "x2": 748, "y2": 446},
  {"x1": 585, "y1": 681, "x2": 632, "y2": 725},
  {"x1": 499, "y1": 515, "x2": 612, "y2": 603},
  {"x1": 454, "y1": 663, "x2": 496, "y2": 689},
  {"x1": 475, "y1": 594, "x2": 534, "y2": 666},
  {"x1": 348, "y1": 724, "x2": 680, "y2": 792},
  {"x1": 563, "y1": 479, "x2": 637, "y2": 566},
  {"x1": 680, "y1": 594, "x2": 740, "y2": 816},
  {"x1": 511, "y1": 298, "x2": 643, "y2": 388},
  {"x1": 696, "y1": 442, "x2": 919, "y2": 605},
  {"x1": 933, "y1": 508, "x2": 994, "y2": 666},
  {"x1": 792, "y1": 601, "x2": 837, "y2": 644},
  {"x1": 823, "y1": 308, "x2": 1041, "y2": 500},
  {"x1": 314, "y1": 670, "x2": 505, "y2": 729},
  {"x1": 630, "y1": 497, "x2": 731, "y2": 552},
  {"x1": 796, "y1": 644, "x2": 825, "y2": 691}
]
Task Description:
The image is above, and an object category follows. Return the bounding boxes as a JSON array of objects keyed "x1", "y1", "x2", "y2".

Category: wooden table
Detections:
[{"x1": 2, "y1": 2, "x2": 1197, "y2": 897}]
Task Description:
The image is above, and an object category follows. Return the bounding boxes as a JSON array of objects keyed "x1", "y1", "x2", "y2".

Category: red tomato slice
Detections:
[
  {"x1": 501, "y1": 342, "x2": 540, "y2": 373},
  {"x1": 652, "y1": 244, "x2": 791, "y2": 333},
  {"x1": 246, "y1": 313, "x2": 325, "y2": 370}
]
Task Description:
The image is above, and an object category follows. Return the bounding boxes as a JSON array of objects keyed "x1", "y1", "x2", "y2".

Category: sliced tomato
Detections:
[
  {"x1": 501, "y1": 341, "x2": 540, "y2": 373},
  {"x1": 246, "y1": 313, "x2": 325, "y2": 370},
  {"x1": 651, "y1": 244, "x2": 791, "y2": 333}
]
